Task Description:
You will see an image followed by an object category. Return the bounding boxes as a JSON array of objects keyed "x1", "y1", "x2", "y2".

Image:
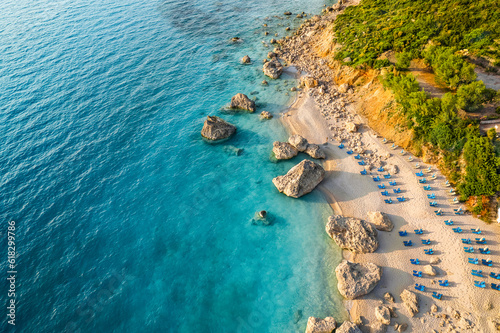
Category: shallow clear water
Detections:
[{"x1": 0, "y1": 0, "x2": 344, "y2": 332}]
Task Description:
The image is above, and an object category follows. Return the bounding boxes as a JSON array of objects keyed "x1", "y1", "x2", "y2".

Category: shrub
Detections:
[{"x1": 456, "y1": 81, "x2": 496, "y2": 112}]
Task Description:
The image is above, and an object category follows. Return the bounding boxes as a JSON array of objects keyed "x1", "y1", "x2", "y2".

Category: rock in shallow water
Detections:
[
  {"x1": 335, "y1": 260, "x2": 382, "y2": 300},
  {"x1": 241, "y1": 55, "x2": 251, "y2": 63},
  {"x1": 260, "y1": 111, "x2": 273, "y2": 119},
  {"x1": 272, "y1": 141, "x2": 298, "y2": 160},
  {"x1": 272, "y1": 160, "x2": 325, "y2": 198},
  {"x1": 326, "y1": 215, "x2": 379, "y2": 253},
  {"x1": 201, "y1": 116, "x2": 236, "y2": 141},
  {"x1": 305, "y1": 316, "x2": 336, "y2": 333},
  {"x1": 229, "y1": 93, "x2": 256, "y2": 112},
  {"x1": 263, "y1": 59, "x2": 284, "y2": 79},
  {"x1": 288, "y1": 134, "x2": 309, "y2": 152}
]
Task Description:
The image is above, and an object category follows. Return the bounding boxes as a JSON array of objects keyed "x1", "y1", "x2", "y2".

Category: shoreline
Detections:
[{"x1": 276, "y1": 2, "x2": 500, "y2": 331}]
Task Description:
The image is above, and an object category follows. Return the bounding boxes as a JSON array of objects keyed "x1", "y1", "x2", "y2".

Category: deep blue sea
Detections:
[{"x1": 0, "y1": 0, "x2": 344, "y2": 332}]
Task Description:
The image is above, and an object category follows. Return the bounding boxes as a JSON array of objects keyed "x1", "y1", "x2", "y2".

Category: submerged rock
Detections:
[
  {"x1": 222, "y1": 145, "x2": 243, "y2": 156},
  {"x1": 260, "y1": 111, "x2": 273, "y2": 119},
  {"x1": 326, "y1": 215, "x2": 379, "y2": 253},
  {"x1": 335, "y1": 260, "x2": 382, "y2": 300},
  {"x1": 251, "y1": 210, "x2": 272, "y2": 226},
  {"x1": 336, "y1": 321, "x2": 362, "y2": 333},
  {"x1": 400, "y1": 289, "x2": 419, "y2": 317},
  {"x1": 263, "y1": 59, "x2": 284, "y2": 79},
  {"x1": 272, "y1": 141, "x2": 298, "y2": 160},
  {"x1": 272, "y1": 160, "x2": 325, "y2": 198},
  {"x1": 230, "y1": 93, "x2": 256, "y2": 112},
  {"x1": 305, "y1": 317, "x2": 336, "y2": 333},
  {"x1": 367, "y1": 211, "x2": 393, "y2": 232},
  {"x1": 201, "y1": 116, "x2": 236, "y2": 141}
]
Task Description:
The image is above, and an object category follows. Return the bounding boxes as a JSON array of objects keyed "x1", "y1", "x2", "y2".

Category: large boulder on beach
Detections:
[
  {"x1": 305, "y1": 317, "x2": 336, "y2": 333},
  {"x1": 388, "y1": 164, "x2": 399, "y2": 174},
  {"x1": 367, "y1": 211, "x2": 393, "y2": 232},
  {"x1": 336, "y1": 321, "x2": 362, "y2": 333},
  {"x1": 375, "y1": 305, "x2": 391, "y2": 325},
  {"x1": 263, "y1": 59, "x2": 284, "y2": 79},
  {"x1": 345, "y1": 122, "x2": 357, "y2": 133},
  {"x1": 201, "y1": 116, "x2": 236, "y2": 141},
  {"x1": 400, "y1": 289, "x2": 419, "y2": 317},
  {"x1": 230, "y1": 93, "x2": 256, "y2": 112},
  {"x1": 273, "y1": 141, "x2": 298, "y2": 160},
  {"x1": 335, "y1": 260, "x2": 382, "y2": 300},
  {"x1": 289, "y1": 134, "x2": 309, "y2": 152},
  {"x1": 305, "y1": 144, "x2": 326, "y2": 159},
  {"x1": 272, "y1": 160, "x2": 325, "y2": 198},
  {"x1": 326, "y1": 215, "x2": 379, "y2": 253},
  {"x1": 423, "y1": 264, "x2": 437, "y2": 276}
]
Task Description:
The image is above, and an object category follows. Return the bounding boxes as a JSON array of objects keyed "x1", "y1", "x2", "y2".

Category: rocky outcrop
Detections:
[
  {"x1": 289, "y1": 134, "x2": 309, "y2": 152},
  {"x1": 272, "y1": 141, "x2": 298, "y2": 160},
  {"x1": 305, "y1": 144, "x2": 326, "y2": 159},
  {"x1": 326, "y1": 215, "x2": 379, "y2": 253},
  {"x1": 201, "y1": 116, "x2": 236, "y2": 141},
  {"x1": 335, "y1": 260, "x2": 382, "y2": 299},
  {"x1": 367, "y1": 211, "x2": 393, "y2": 232},
  {"x1": 260, "y1": 111, "x2": 273, "y2": 119},
  {"x1": 423, "y1": 265, "x2": 437, "y2": 276},
  {"x1": 263, "y1": 59, "x2": 283, "y2": 79},
  {"x1": 305, "y1": 317, "x2": 336, "y2": 333},
  {"x1": 336, "y1": 321, "x2": 362, "y2": 333},
  {"x1": 272, "y1": 160, "x2": 325, "y2": 198},
  {"x1": 375, "y1": 305, "x2": 391, "y2": 325},
  {"x1": 400, "y1": 289, "x2": 419, "y2": 317},
  {"x1": 241, "y1": 55, "x2": 251, "y2": 63},
  {"x1": 230, "y1": 93, "x2": 256, "y2": 112}
]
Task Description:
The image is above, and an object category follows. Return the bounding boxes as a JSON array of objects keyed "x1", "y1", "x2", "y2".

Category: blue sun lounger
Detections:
[
  {"x1": 373, "y1": 176, "x2": 380, "y2": 181},
  {"x1": 422, "y1": 239, "x2": 431, "y2": 245},
  {"x1": 360, "y1": 169, "x2": 367, "y2": 175},
  {"x1": 490, "y1": 272, "x2": 500, "y2": 280},
  {"x1": 432, "y1": 292, "x2": 442, "y2": 300},
  {"x1": 378, "y1": 184, "x2": 386, "y2": 189},
  {"x1": 347, "y1": 150, "x2": 353, "y2": 154},
  {"x1": 445, "y1": 220, "x2": 454, "y2": 226},
  {"x1": 393, "y1": 188, "x2": 401, "y2": 193},
  {"x1": 452, "y1": 227, "x2": 462, "y2": 233},
  {"x1": 434, "y1": 209, "x2": 442, "y2": 216},
  {"x1": 414, "y1": 229, "x2": 423, "y2": 235},
  {"x1": 381, "y1": 190, "x2": 389, "y2": 196},
  {"x1": 410, "y1": 259, "x2": 420, "y2": 265},
  {"x1": 474, "y1": 281, "x2": 486, "y2": 288},
  {"x1": 384, "y1": 198, "x2": 393, "y2": 204},
  {"x1": 492, "y1": 283, "x2": 500, "y2": 291},
  {"x1": 355, "y1": 154, "x2": 361, "y2": 160},
  {"x1": 476, "y1": 238, "x2": 486, "y2": 244},
  {"x1": 464, "y1": 247, "x2": 474, "y2": 253},
  {"x1": 454, "y1": 210, "x2": 464, "y2": 215},
  {"x1": 419, "y1": 178, "x2": 427, "y2": 184},
  {"x1": 429, "y1": 201, "x2": 438, "y2": 207},
  {"x1": 397, "y1": 196, "x2": 406, "y2": 202},
  {"x1": 384, "y1": 173, "x2": 391, "y2": 179},
  {"x1": 427, "y1": 193, "x2": 436, "y2": 199},
  {"x1": 382, "y1": 138, "x2": 387, "y2": 143},
  {"x1": 472, "y1": 270, "x2": 483, "y2": 277},
  {"x1": 404, "y1": 240, "x2": 413, "y2": 247},
  {"x1": 358, "y1": 161, "x2": 366, "y2": 166},
  {"x1": 438, "y1": 280, "x2": 449, "y2": 287},
  {"x1": 416, "y1": 171, "x2": 424, "y2": 177},
  {"x1": 413, "y1": 270, "x2": 422, "y2": 277},
  {"x1": 471, "y1": 228, "x2": 481, "y2": 234},
  {"x1": 389, "y1": 181, "x2": 396, "y2": 186},
  {"x1": 377, "y1": 167, "x2": 384, "y2": 172},
  {"x1": 482, "y1": 259, "x2": 493, "y2": 267},
  {"x1": 414, "y1": 284, "x2": 425, "y2": 291},
  {"x1": 424, "y1": 249, "x2": 434, "y2": 255},
  {"x1": 462, "y1": 238, "x2": 471, "y2": 244},
  {"x1": 479, "y1": 248, "x2": 490, "y2": 254},
  {"x1": 399, "y1": 231, "x2": 408, "y2": 236},
  {"x1": 424, "y1": 185, "x2": 432, "y2": 191},
  {"x1": 338, "y1": 143, "x2": 344, "y2": 149},
  {"x1": 468, "y1": 258, "x2": 479, "y2": 265}
]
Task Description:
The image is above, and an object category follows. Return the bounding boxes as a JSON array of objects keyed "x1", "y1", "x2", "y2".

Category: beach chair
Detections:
[
  {"x1": 468, "y1": 258, "x2": 479, "y2": 265},
  {"x1": 404, "y1": 240, "x2": 413, "y2": 247},
  {"x1": 355, "y1": 154, "x2": 361, "y2": 160},
  {"x1": 479, "y1": 247, "x2": 490, "y2": 254},
  {"x1": 397, "y1": 196, "x2": 406, "y2": 202},
  {"x1": 471, "y1": 228, "x2": 481, "y2": 234},
  {"x1": 434, "y1": 209, "x2": 442, "y2": 216},
  {"x1": 382, "y1": 138, "x2": 387, "y2": 143},
  {"x1": 414, "y1": 284, "x2": 425, "y2": 291},
  {"x1": 408, "y1": 156, "x2": 413, "y2": 161},
  {"x1": 427, "y1": 193, "x2": 436, "y2": 199},
  {"x1": 358, "y1": 161, "x2": 366, "y2": 166},
  {"x1": 464, "y1": 247, "x2": 474, "y2": 253},
  {"x1": 432, "y1": 292, "x2": 442, "y2": 300},
  {"x1": 461, "y1": 238, "x2": 471, "y2": 244},
  {"x1": 445, "y1": 220, "x2": 454, "y2": 226},
  {"x1": 476, "y1": 238, "x2": 487, "y2": 245},
  {"x1": 492, "y1": 283, "x2": 500, "y2": 291},
  {"x1": 424, "y1": 185, "x2": 432, "y2": 191},
  {"x1": 414, "y1": 163, "x2": 420, "y2": 169},
  {"x1": 438, "y1": 280, "x2": 449, "y2": 287},
  {"x1": 450, "y1": 197, "x2": 459, "y2": 204},
  {"x1": 444, "y1": 180, "x2": 451, "y2": 187},
  {"x1": 381, "y1": 190, "x2": 389, "y2": 196},
  {"x1": 412, "y1": 270, "x2": 422, "y2": 277},
  {"x1": 447, "y1": 189, "x2": 456, "y2": 196},
  {"x1": 391, "y1": 143, "x2": 398, "y2": 150},
  {"x1": 347, "y1": 150, "x2": 353, "y2": 155},
  {"x1": 384, "y1": 173, "x2": 391, "y2": 179},
  {"x1": 419, "y1": 178, "x2": 427, "y2": 184},
  {"x1": 389, "y1": 181, "x2": 396, "y2": 186},
  {"x1": 400, "y1": 149, "x2": 405, "y2": 156},
  {"x1": 360, "y1": 169, "x2": 367, "y2": 175},
  {"x1": 416, "y1": 171, "x2": 424, "y2": 177},
  {"x1": 474, "y1": 281, "x2": 486, "y2": 288},
  {"x1": 452, "y1": 227, "x2": 463, "y2": 233},
  {"x1": 429, "y1": 201, "x2": 438, "y2": 207},
  {"x1": 410, "y1": 258, "x2": 420, "y2": 265},
  {"x1": 490, "y1": 272, "x2": 500, "y2": 280},
  {"x1": 482, "y1": 259, "x2": 493, "y2": 267},
  {"x1": 393, "y1": 188, "x2": 401, "y2": 193},
  {"x1": 429, "y1": 173, "x2": 437, "y2": 180},
  {"x1": 414, "y1": 229, "x2": 423, "y2": 235},
  {"x1": 424, "y1": 249, "x2": 434, "y2": 255},
  {"x1": 378, "y1": 184, "x2": 386, "y2": 189},
  {"x1": 399, "y1": 231, "x2": 408, "y2": 236},
  {"x1": 338, "y1": 143, "x2": 344, "y2": 149},
  {"x1": 377, "y1": 167, "x2": 384, "y2": 172},
  {"x1": 373, "y1": 176, "x2": 381, "y2": 181},
  {"x1": 384, "y1": 198, "x2": 393, "y2": 204},
  {"x1": 454, "y1": 210, "x2": 464, "y2": 215},
  {"x1": 424, "y1": 166, "x2": 432, "y2": 173},
  {"x1": 472, "y1": 270, "x2": 483, "y2": 277},
  {"x1": 422, "y1": 239, "x2": 431, "y2": 245}
]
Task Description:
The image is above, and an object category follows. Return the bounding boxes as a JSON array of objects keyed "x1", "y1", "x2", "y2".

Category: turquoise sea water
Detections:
[{"x1": 0, "y1": 0, "x2": 344, "y2": 332}]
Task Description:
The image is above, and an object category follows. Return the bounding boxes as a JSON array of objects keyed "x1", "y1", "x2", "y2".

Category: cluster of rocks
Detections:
[
  {"x1": 272, "y1": 134, "x2": 325, "y2": 160},
  {"x1": 272, "y1": 159, "x2": 325, "y2": 198}
]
